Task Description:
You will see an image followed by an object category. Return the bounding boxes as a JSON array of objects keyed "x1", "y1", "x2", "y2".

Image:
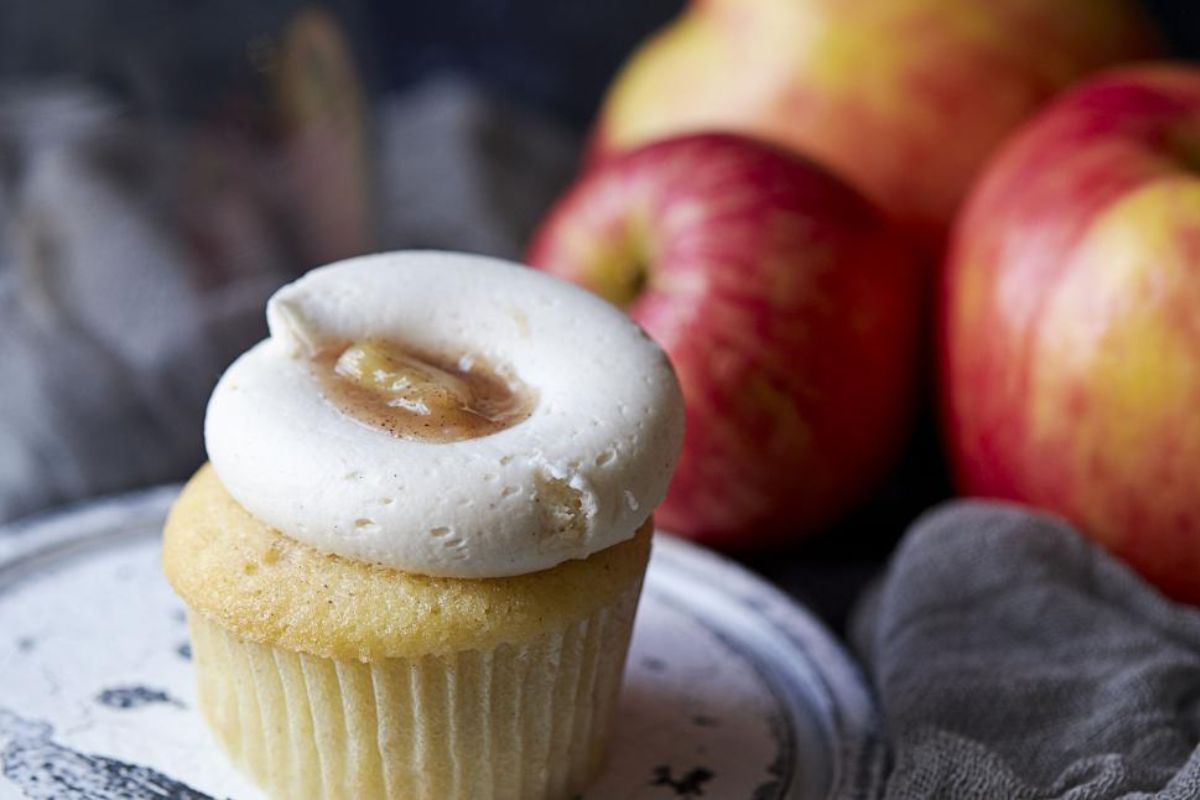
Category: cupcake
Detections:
[{"x1": 162, "y1": 251, "x2": 685, "y2": 800}]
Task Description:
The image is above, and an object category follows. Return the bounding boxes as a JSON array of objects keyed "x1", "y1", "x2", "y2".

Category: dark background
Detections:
[{"x1": 368, "y1": 0, "x2": 1200, "y2": 130}]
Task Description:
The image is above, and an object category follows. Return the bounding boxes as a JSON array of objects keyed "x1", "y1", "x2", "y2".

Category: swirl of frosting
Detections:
[{"x1": 205, "y1": 251, "x2": 685, "y2": 578}]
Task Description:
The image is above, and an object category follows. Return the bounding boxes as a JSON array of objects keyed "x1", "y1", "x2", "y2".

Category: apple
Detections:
[
  {"x1": 941, "y1": 64, "x2": 1200, "y2": 604},
  {"x1": 590, "y1": 0, "x2": 1160, "y2": 247},
  {"x1": 527, "y1": 134, "x2": 923, "y2": 548}
]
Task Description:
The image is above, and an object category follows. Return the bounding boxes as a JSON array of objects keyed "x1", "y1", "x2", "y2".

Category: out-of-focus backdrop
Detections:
[{"x1": 1, "y1": 0, "x2": 1198, "y2": 626}]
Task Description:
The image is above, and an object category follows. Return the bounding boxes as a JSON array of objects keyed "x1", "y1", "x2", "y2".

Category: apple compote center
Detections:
[{"x1": 314, "y1": 339, "x2": 534, "y2": 442}]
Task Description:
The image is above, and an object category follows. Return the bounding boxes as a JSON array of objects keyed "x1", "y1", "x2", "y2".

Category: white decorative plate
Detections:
[{"x1": 0, "y1": 486, "x2": 882, "y2": 800}]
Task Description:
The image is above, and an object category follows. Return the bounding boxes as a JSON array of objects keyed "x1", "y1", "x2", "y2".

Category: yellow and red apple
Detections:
[
  {"x1": 942, "y1": 65, "x2": 1200, "y2": 604},
  {"x1": 592, "y1": 0, "x2": 1160, "y2": 246},
  {"x1": 528, "y1": 134, "x2": 923, "y2": 547}
]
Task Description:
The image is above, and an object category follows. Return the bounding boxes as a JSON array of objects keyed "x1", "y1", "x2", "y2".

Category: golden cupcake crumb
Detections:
[{"x1": 163, "y1": 464, "x2": 652, "y2": 662}]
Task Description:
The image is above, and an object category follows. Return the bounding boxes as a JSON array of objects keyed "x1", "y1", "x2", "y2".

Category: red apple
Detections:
[
  {"x1": 591, "y1": 0, "x2": 1160, "y2": 247},
  {"x1": 528, "y1": 134, "x2": 923, "y2": 547},
  {"x1": 941, "y1": 64, "x2": 1200, "y2": 603}
]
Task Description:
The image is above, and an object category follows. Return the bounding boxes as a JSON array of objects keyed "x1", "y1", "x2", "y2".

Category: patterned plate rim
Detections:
[{"x1": 0, "y1": 486, "x2": 884, "y2": 800}]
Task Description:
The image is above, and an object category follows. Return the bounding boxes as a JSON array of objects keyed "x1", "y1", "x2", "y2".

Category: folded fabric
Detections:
[{"x1": 853, "y1": 501, "x2": 1200, "y2": 799}]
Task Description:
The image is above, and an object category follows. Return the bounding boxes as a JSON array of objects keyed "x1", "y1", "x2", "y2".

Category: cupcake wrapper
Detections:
[{"x1": 188, "y1": 590, "x2": 640, "y2": 800}]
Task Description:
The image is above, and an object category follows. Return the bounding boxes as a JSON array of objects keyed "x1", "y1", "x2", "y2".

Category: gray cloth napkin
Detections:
[
  {"x1": 0, "y1": 77, "x2": 576, "y2": 522},
  {"x1": 853, "y1": 501, "x2": 1200, "y2": 799}
]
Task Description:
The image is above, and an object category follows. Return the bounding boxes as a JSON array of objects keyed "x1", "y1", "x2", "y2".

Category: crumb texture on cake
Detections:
[{"x1": 162, "y1": 465, "x2": 651, "y2": 661}]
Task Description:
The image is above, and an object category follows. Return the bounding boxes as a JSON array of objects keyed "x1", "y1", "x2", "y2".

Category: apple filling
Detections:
[{"x1": 313, "y1": 339, "x2": 534, "y2": 442}]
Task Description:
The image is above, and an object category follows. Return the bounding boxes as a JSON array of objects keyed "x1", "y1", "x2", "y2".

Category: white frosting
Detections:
[{"x1": 205, "y1": 251, "x2": 685, "y2": 578}]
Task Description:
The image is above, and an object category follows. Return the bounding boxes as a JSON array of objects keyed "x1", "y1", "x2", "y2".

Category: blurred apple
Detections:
[
  {"x1": 528, "y1": 134, "x2": 922, "y2": 547},
  {"x1": 942, "y1": 65, "x2": 1200, "y2": 604},
  {"x1": 591, "y1": 0, "x2": 1160, "y2": 247}
]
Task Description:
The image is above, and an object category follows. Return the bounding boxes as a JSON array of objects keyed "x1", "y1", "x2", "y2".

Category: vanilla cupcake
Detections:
[{"x1": 162, "y1": 251, "x2": 685, "y2": 800}]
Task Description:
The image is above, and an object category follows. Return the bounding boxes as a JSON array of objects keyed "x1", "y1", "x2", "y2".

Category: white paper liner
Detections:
[{"x1": 187, "y1": 589, "x2": 639, "y2": 800}]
